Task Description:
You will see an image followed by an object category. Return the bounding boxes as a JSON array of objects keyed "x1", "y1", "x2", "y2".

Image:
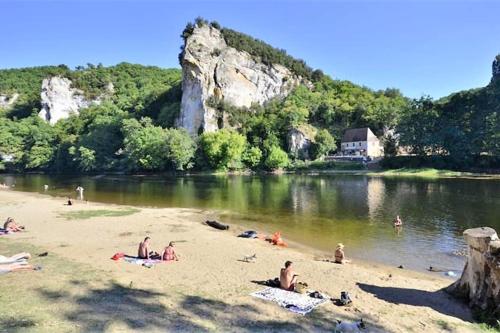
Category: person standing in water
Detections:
[
  {"x1": 394, "y1": 215, "x2": 403, "y2": 227},
  {"x1": 76, "y1": 186, "x2": 84, "y2": 200}
]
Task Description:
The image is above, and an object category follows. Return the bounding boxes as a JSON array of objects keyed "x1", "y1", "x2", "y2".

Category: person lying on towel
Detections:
[
  {"x1": 280, "y1": 260, "x2": 299, "y2": 291},
  {"x1": 4, "y1": 217, "x2": 25, "y2": 232},
  {"x1": 161, "y1": 242, "x2": 179, "y2": 261}
]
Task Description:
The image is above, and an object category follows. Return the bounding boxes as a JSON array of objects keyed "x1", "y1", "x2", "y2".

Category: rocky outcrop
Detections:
[
  {"x1": 177, "y1": 24, "x2": 305, "y2": 135},
  {"x1": 288, "y1": 125, "x2": 316, "y2": 159},
  {"x1": 0, "y1": 93, "x2": 19, "y2": 109},
  {"x1": 447, "y1": 227, "x2": 500, "y2": 321},
  {"x1": 39, "y1": 77, "x2": 101, "y2": 125}
]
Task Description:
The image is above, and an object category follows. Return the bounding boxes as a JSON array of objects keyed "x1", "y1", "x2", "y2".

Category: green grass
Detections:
[
  {"x1": 371, "y1": 168, "x2": 469, "y2": 178},
  {"x1": 0, "y1": 240, "x2": 105, "y2": 332},
  {"x1": 289, "y1": 159, "x2": 366, "y2": 171},
  {"x1": 58, "y1": 207, "x2": 140, "y2": 220}
]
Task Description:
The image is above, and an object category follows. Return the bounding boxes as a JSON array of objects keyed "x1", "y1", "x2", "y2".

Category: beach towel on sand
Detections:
[
  {"x1": 251, "y1": 287, "x2": 327, "y2": 315},
  {"x1": 123, "y1": 257, "x2": 162, "y2": 265}
]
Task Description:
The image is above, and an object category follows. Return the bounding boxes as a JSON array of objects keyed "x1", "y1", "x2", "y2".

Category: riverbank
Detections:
[{"x1": 0, "y1": 189, "x2": 491, "y2": 332}]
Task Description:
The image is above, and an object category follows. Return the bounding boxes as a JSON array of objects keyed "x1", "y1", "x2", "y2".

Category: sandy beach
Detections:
[{"x1": 0, "y1": 189, "x2": 484, "y2": 332}]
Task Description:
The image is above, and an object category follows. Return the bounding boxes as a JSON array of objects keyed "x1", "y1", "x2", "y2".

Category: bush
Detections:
[
  {"x1": 309, "y1": 129, "x2": 335, "y2": 160},
  {"x1": 199, "y1": 129, "x2": 247, "y2": 170},
  {"x1": 242, "y1": 146, "x2": 262, "y2": 168},
  {"x1": 264, "y1": 146, "x2": 289, "y2": 170},
  {"x1": 164, "y1": 128, "x2": 196, "y2": 170}
]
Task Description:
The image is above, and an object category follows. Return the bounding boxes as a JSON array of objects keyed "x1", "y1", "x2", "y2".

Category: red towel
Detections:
[{"x1": 111, "y1": 252, "x2": 125, "y2": 261}]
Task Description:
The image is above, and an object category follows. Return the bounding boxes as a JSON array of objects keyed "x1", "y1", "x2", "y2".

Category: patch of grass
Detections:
[
  {"x1": 372, "y1": 168, "x2": 466, "y2": 178},
  {"x1": 0, "y1": 239, "x2": 104, "y2": 332},
  {"x1": 436, "y1": 319, "x2": 453, "y2": 331},
  {"x1": 290, "y1": 159, "x2": 366, "y2": 171},
  {"x1": 58, "y1": 207, "x2": 140, "y2": 220},
  {"x1": 475, "y1": 324, "x2": 500, "y2": 332}
]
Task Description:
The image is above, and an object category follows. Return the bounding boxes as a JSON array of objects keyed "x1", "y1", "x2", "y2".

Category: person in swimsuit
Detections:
[
  {"x1": 3, "y1": 217, "x2": 24, "y2": 232},
  {"x1": 394, "y1": 215, "x2": 403, "y2": 227},
  {"x1": 161, "y1": 242, "x2": 179, "y2": 261},
  {"x1": 280, "y1": 261, "x2": 298, "y2": 291},
  {"x1": 138, "y1": 237, "x2": 151, "y2": 259},
  {"x1": 334, "y1": 243, "x2": 350, "y2": 264}
]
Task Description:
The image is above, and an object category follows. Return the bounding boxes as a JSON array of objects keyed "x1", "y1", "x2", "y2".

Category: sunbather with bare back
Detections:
[{"x1": 280, "y1": 261, "x2": 298, "y2": 291}]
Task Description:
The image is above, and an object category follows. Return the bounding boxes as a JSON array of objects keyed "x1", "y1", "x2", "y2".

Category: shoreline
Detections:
[
  {"x1": 1, "y1": 188, "x2": 465, "y2": 276},
  {"x1": 0, "y1": 188, "x2": 482, "y2": 332},
  {"x1": 2, "y1": 166, "x2": 500, "y2": 180}
]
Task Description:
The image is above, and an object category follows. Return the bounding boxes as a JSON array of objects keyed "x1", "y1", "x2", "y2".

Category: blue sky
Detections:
[{"x1": 1, "y1": 0, "x2": 499, "y2": 98}]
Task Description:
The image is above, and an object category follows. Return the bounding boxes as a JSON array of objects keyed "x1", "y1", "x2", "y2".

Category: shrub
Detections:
[
  {"x1": 242, "y1": 146, "x2": 262, "y2": 168},
  {"x1": 264, "y1": 145, "x2": 289, "y2": 170},
  {"x1": 309, "y1": 129, "x2": 336, "y2": 160},
  {"x1": 199, "y1": 129, "x2": 247, "y2": 170}
]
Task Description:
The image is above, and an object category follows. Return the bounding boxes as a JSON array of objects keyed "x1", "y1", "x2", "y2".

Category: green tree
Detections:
[
  {"x1": 242, "y1": 146, "x2": 263, "y2": 168},
  {"x1": 199, "y1": 129, "x2": 247, "y2": 170},
  {"x1": 164, "y1": 128, "x2": 196, "y2": 170},
  {"x1": 264, "y1": 145, "x2": 289, "y2": 170},
  {"x1": 122, "y1": 118, "x2": 168, "y2": 171},
  {"x1": 310, "y1": 129, "x2": 336, "y2": 160}
]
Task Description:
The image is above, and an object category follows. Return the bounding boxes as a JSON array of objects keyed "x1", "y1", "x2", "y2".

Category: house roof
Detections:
[{"x1": 342, "y1": 128, "x2": 371, "y2": 142}]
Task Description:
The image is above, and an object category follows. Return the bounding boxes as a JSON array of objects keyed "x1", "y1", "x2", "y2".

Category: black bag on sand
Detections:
[{"x1": 340, "y1": 291, "x2": 352, "y2": 305}]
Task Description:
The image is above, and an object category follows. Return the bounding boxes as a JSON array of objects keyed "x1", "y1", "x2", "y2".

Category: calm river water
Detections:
[{"x1": 2, "y1": 174, "x2": 499, "y2": 273}]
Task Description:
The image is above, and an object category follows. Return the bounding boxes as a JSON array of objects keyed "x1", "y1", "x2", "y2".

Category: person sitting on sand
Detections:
[
  {"x1": 66, "y1": 197, "x2": 73, "y2": 206},
  {"x1": 3, "y1": 217, "x2": 24, "y2": 232},
  {"x1": 280, "y1": 261, "x2": 299, "y2": 291},
  {"x1": 334, "y1": 243, "x2": 350, "y2": 264},
  {"x1": 161, "y1": 242, "x2": 179, "y2": 261},
  {"x1": 138, "y1": 237, "x2": 151, "y2": 259},
  {"x1": 394, "y1": 215, "x2": 403, "y2": 227}
]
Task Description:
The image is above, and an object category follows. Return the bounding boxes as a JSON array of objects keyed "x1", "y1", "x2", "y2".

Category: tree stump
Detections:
[{"x1": 447, "y1": 227, "x2": 500, "y2": 322}]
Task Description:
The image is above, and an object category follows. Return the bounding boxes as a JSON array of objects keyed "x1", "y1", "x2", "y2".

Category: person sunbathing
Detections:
[
  {"x1": 3, "y1": 217, "x2": 24, "y2": 232},
  {"x1": 161, "y1": 242, "x2": 179, "y2": 261},
  {"x1": 138, "y1": 237, "x2": 151, "y2": 259},
  {"x1": 334, "y1": 243, "x2": 351, "y2": 264},
  {"x1": 0, "y1": 262, "x2": 35, "y2": 274},
  {"x1": 280, "y1": 261, "x2": 298, "y2": 291}
]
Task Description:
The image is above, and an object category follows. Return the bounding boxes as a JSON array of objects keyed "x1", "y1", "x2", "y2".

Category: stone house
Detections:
[{"x1": 340, "y1": 128, "x2": 383, "y2": 157}]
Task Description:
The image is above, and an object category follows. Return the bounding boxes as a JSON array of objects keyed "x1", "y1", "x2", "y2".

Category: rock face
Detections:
[
  {"x1": 493, "y1": 55, "x2": 500, "y2": 79},
  {"x1": 288, "y1": 126, "x2": 316, "y2": 159},
  {"x1": 177, "y1": 25, "x2": 305, "y2": 135},
  {"x1": 0, "y1": 93, "x2": 19, "y2": 109},
  {"x1": 39, "y1": 77, "x2": 97, "y2": 125},
  {"x1": 447, "y1": 227, "x2": 500, "y2": 321}
]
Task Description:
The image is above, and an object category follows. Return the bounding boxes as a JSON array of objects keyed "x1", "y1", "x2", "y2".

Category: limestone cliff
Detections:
[
  {"x1": 0, "y1": 93, "x2": 19, "y2": 109},
  {"x1": 39, "y1": 76, "x2": 101, "y2": 125},
  {"x1": 288, "y1": 125, "x2": 317, "y2": 160},
  {"x1": 177, "y1": 24, "x2": 306, "y2": 135}
]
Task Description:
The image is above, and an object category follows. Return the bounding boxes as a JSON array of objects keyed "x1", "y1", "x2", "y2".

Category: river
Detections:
[{"x1": 2, "y1": 173, "x2": 499, "y2": 273}]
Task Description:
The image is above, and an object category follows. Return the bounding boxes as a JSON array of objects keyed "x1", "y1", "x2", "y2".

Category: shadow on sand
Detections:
[
  {"x1": 37, "y1": 281, "x2": 204, "y2": 332},
  {"x1": 357, "y1": 282, "x2": 472, "y2": 322},
  {"x1": 36, "y1": 280, "x2": 392, "y2": 332}
]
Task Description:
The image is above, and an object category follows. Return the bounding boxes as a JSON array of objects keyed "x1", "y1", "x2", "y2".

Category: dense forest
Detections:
[{"x1": 0, "y1": 19, "x2": 498, "y2": 174}]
